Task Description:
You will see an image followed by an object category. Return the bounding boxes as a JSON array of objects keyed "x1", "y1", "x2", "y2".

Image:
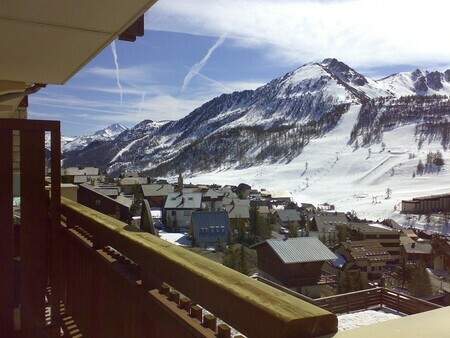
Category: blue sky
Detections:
[{"x1": 29, "y1": 0, "x2": 450, "y2": 136}]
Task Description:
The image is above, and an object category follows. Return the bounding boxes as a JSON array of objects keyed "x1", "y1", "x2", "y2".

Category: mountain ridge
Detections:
[{"x1": 62, "y1": 59, "x2": 450, "y2": 178}]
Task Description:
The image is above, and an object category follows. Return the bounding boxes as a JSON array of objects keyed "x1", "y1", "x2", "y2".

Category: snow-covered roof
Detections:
[
  {"x1": 141, "y1": 184, "x2": 174, "y2": 197},
  {"x1": 402, "y1": 242, "x2": 432, "y2": 255},
  {"x1": 164, "y1": 192, "x2": 202, "y2": 209}
]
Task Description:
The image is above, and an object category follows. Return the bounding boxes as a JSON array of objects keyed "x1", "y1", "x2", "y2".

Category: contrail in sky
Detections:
[
  {"x1": 138, "y1": 92, "x2": 146, "y2": 114},
  {"x1": 110, "y1": 41, "x2": 123, "y2": 105},
  {"x1": 181, "y1": 34, "x2": 227, "y2": 93}
]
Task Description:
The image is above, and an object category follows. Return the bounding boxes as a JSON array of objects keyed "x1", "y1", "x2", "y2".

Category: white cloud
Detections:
[
  {"x1": 85, "y1": 65, "x2": 156, "y2": 85},
  {"x1": 146, "y1": 0, "x2": 450, "y2": 69}
]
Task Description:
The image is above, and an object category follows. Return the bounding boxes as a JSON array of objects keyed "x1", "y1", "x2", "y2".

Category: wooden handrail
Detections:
[{"x1": 60, "y1": 197, "x2": 337, "y2": 338}]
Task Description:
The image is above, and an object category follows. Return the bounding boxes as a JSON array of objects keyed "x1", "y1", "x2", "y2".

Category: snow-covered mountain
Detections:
[
  {"x1": 377, "y1": 69, "x2": 450, "y2": 97},
  {"x1": 62, "y1": 59, "x2": 450, "y2": 199},
  {"x1": 61, "y1": 58, "x2": 450, "y2": 223},
  {"x1": 62, "y1": 123, "x2": 128, "y2": 152}
]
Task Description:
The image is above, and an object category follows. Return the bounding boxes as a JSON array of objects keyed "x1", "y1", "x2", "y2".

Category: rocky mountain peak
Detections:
[{"x1": 321, "y1": 58, "x2": 368, "y2": 86}]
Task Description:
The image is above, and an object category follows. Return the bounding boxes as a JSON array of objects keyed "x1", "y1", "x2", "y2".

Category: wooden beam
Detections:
[
  {"x1": 49, "y1": 125, "x2": 61, "y2": 336},
  {"x1": 0, "y1": 129, "x2": 14, "y2": 336},
  {"x1": 20, "y1": 129, "x2": 47, "y2": 334}
]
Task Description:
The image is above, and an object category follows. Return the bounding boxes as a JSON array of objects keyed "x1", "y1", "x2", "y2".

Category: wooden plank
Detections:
[
  {"x1": 49, "y1": 126, "x2": 61, "y2": 337},
  {"x1": 0, "y1": 119, "x2": 59, "y2": 132},
  {"x1": 20, "y1": 129, "x2": 47, "y2": 334},
  {"x1": 0, "y1": 129, "x2": 14, "y2": 336}
]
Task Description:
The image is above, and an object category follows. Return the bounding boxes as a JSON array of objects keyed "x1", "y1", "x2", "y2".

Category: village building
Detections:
[
  {"x1": 118, "y1": 176, "x2": 149, "y2": 194},
  {"x1": 276, "y1": 209, "x2": 301, "y2": 233},
  {"x1": 264, "y1": 190, "x2": 292, "y2": 206},
  {"x1": 251, "y1": 237, "x2": 337, "y2": 298},
  {"x1": 61, "y1": 166, "x2": 101, "y2": 184},
  {"x1": 257, "y1": 205, "x2": 271, "y2": 221},
  {"x1": 349, "y1": 223, "x2": 401, "y2": 263},
  {"x1": 164, "y1": 192, "x2": 202, "y2": 232},
  {"x1": 400, "y1": 242, "x2": 433, "y2": 268},
  {"x1": 433, "y1": 240, "x2": 450, "y2": 272},
  {"x1": 141, "y1": 183, "x2": 174, "y2": 209},
  {"x1": 332, "y1": 240, "x2": 394, "y2": 286},
  {"x1": 300, "y1": 203, "x2": 317, "y2": 214},
  {"x1": 190, "y1": 211, "x2": 230, "y2": 248},
  {"x1": 77, "y1": 182, "x2": 132, "y2": 222},
  {"x1": 202, "y1": 189, "x2": 224, "y2": 211},
  {"x1": 402, "y1": 193, "x2": 450, "y2": 214},
  {"x1": 312, "y1": 212, "x2": 349, "y2": 233}
]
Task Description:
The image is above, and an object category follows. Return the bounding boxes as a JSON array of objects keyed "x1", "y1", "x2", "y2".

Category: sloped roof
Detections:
[
  {"x1": 351, "y1": 223, "x2": 399, "y2": 234},
  {"x1": 120, "y1": 177, "x2": 148, "y2": 186},
  {"x1": 254, "y1": 237, "x2": 337, "y2": 264},
  {"x1": 314, "y1": 212, "x2": 348, "y2": 228},
  {"x1": 402, "y1": 242, "x2": 433, "y2": 255},
  {"x1": 401, "y1": 229, "x2": 418, "y2": 238},
  {"x1": 257, "y1": 206, "x2": 270, "y2": 214},
  {"x1": 222, "y1": 197, "x2": 250, "y2": 207},
  {"x1": 191, "y1": 211, "x2": 230, "y2": 228},
  {"x1": 267, "y1": 190, "x2": 292, "y2": 199},
  {"x1": 342, "y1": 240, "x2": 394, "y2": 262},
  {"x1": 277, "y1": 209, "x2": 301, "y2": 222},
  {"x1": 63, "y1": 167, "x2": 99, "y2": 176},
  {"x1": 79, "y1": 183, "x2": 131, "y2": 209},
  {"x1": 164, "y1": 192, "x2": 202, "y2": 209},
  {"x1": 202, "y1": 189, "x2": 224, "y2": 200},
  {"x1": 141, "y1": 184, "x2": 174, "y2": 197},
  {"x1": 226, "y1": 205, "x2": 250, "y2": 219}
]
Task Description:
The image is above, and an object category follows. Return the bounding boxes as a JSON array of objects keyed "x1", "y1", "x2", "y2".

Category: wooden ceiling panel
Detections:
[
  {"x1": 0, "y1": 0, "x2": 158, "y2": 85},
  {"x1": 0, "y1": 0, "x2": 157, "y2": 33},
  {"x1": 0, "y1": 20, "x2": 110, "y2": 84}
]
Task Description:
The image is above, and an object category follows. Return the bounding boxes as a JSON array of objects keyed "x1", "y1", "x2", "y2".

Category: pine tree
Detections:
[
  {"x1": 417, "y1": 159, "x2": 425, "y2": 175},
  {"x1": 408, "y1": 258, "x2": 432, "y2": 297}
]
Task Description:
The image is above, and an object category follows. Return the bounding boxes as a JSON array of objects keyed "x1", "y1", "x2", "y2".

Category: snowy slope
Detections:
[
  {"x1": 378, "y1": 69, "x2": 450, "y2": 97},
  {"x1": 63, "y1": 59, "x2": 450, "y2": 231},
  {"x1": 186, "y1": 103, "x2": 450, "y2": 231}
]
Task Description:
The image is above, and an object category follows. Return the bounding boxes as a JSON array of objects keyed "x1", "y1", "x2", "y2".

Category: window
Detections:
[
  {"x1": 95, "y1": 199, "x2": 101, "y2": 206},
  {"x1": 171, "y1": 210, "x2": 176, "y2": 216}
]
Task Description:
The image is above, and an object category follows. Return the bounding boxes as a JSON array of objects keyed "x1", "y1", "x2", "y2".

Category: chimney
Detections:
[
  {"x1": 346, "y1": 239, "x2": 352, "y2": 251},
  {"x1": 90, "y1": 178, "x2": 96, "y2": 187}
]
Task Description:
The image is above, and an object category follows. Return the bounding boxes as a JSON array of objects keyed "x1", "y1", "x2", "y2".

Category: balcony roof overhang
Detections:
[{"x1": 0, "y1": 0, "x2": 157, "y2": 115}]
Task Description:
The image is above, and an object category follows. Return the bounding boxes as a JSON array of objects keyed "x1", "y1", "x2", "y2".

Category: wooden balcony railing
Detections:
[
  {"x1": 59, "y1": 197, "x2": 338, "y2": 338},
  {"x1": 256, "y1": 275, "x2": 441, "y2": 316}
]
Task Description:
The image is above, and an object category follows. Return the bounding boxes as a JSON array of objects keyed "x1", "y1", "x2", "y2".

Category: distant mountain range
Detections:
[
  {"x1": 61, "y1": 58, "x2": 450, "y2": 178},
  {"x1": 47, "y1": 123, "x2": 128, "y2": 154}
]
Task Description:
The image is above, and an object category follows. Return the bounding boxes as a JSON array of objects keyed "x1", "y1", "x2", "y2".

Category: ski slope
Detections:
[{"x1": 186, "y1": 104, "x2": 450, "y2": 231}]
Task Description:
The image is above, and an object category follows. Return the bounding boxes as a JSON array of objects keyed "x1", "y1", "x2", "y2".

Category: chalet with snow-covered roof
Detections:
[
  {"x1": 251, "y1": 237, "x2": 337, "y2": 298},
  {"x1": 401, "y1": 242, "x2": 433, "y2": 267},
  {"x1": 164, "y1": 192, "x2": 202, "y2": 232}
]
